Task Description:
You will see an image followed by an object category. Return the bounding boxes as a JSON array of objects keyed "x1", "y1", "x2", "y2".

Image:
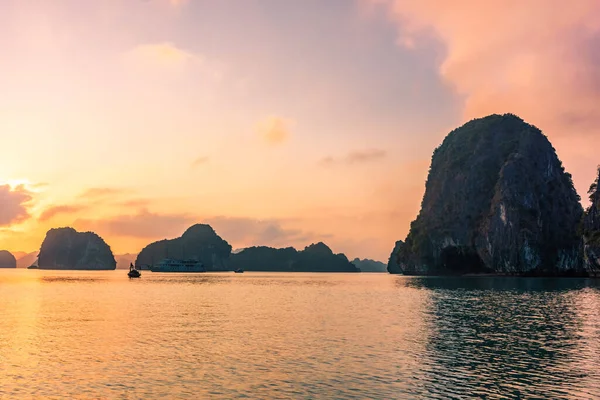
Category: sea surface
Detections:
[{"x1": 0, "y1": 270, "x2": 599, "y2": 399}]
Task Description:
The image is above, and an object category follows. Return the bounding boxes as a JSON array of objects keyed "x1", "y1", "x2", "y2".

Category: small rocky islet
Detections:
[
  {"x1": 0, "y1": 250, "x2": 17, "y2": 268},
  {"x1": 388, "y1": 113, "x2": 600, "y2": 277},
  {"x1": 37, "y1": 227, "x2": 116, "y2": 270}
]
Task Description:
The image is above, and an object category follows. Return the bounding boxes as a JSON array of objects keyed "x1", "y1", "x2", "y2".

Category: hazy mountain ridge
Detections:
[{"x1": 351, "y1": 258, "x2": 387, "y2": 272}]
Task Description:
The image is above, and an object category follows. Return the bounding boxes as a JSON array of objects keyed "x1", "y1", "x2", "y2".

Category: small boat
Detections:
[
  {"x1": 234, "y1": 268, "x2": 244, "y2": 273},
  {"x1": 128, "y1": 263, "x2": 141, "y2": 278}
]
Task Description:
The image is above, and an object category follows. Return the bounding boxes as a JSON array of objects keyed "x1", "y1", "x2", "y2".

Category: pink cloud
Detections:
[
  {"x1": 257, "y1": 116, "x2": 292, "y2": 144},
  {"x1": 0, "y1": 185, "x2": 32, "y2": 227},
  {"x1": 39, "y1": 205, "x2": 87, "y2": 222}
]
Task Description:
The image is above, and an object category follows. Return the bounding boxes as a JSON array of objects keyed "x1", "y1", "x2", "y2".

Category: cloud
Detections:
[
  {"x1": 39, "y1": 205, "x2": 87, "y2": 222},
  {"x1": 257, "y1": 116, "x2": 292, "y2": 144},
  {"x1": 191, "y1": 156, "x2": 209, "y2": 168},
  {"x1": 372, "y1": 0, "x2": 600, "y2": 124},
  {"x1": 319, "y1": 156, "x2": 336, "y2": 167},
  {"x1": 118, "y1": 199, "x2": 151, "y2": 208},
  {"x1": 0, "y1": 185, "x2": 33, "y2": 227},
  {"x1": 320, "y1": 149, "x2": 387, "y2": 166},
  {"x1": 75, "y1": 210, "x2": 195, "y2": 239},
  {"x1": 78, "y1": 187, "x2": 126, "y2": 200},
  {"x1": 125, "y1": 42, "x2": 200, "y2": 73},
  {"x1": 346, "y1": 149, "x2": 387, "y2": 164}
]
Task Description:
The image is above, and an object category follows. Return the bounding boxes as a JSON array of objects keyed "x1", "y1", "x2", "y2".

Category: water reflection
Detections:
[
  {"x1": 406, "y1": 277, "x2": 600, "y2": 399},
  {"x1": 0, "y1": 270, "x2": 598, "y2": 398},
  {"x1": 402, "y1": 276, "x2": 600, "y2": 292}
]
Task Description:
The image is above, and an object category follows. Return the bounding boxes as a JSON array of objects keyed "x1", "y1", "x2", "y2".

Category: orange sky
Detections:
[{"x1": 1, "y1": 0, "x2": 600, "y2": 261}]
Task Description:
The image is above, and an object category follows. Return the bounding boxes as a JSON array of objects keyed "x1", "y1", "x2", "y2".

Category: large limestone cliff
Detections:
[
  {"x1": 0, "y1": 250, "x2": 17, "y2": 268},
  {"x1": 583, "y1": 167, "x2": 600, "y2": 277},
  {"x1": 38, "y1": 227, "x2": 116, "y2": 270},
  {"x1": 389, "y1": 114, "x2": 584, "y2": 276},
  {"x1": 135, "y1": 224, "x2": 232, "y2": 271}
]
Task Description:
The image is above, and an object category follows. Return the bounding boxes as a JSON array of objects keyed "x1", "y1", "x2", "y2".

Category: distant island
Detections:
[
  {"x1": 388, "y1": 113, "x2": 600, "y2": 277},
  {"x1": 136, "y1": 224, "x2": 232, "y2": 271},
  {"x1": 14, "y1": 224, "x2": 369, "y2": 273},
  {"x1": 351, "y1": 258, "x2": 387, "y2": 272},
  {"x1": 229, "y1": 243, "x2": 359, "y2": 272},
  {"x1": 135, "y1": 224, "x2": 360, "y2": 272},
  {"x1": 0, "y1": 250, "x2": 17, "y2": 268},
  {"x1": 38, "y1": 227, "x2": 116, "y2": 270},
  {"x1": 15, "y1": 251, "x2": 38, "y2": 268}
]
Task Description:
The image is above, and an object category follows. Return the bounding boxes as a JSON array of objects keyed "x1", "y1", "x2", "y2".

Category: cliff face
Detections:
[
  {"x1": 387, "y1": 241, "x2": 404, "y2": 274},
  {"x1": 136, "y1": 224, "x2": 232, "y2": 271},
  {"x1": 230, "y1": 243, "x2": 359, "y2": 272},
  {"x1": 389, "y1": 114, "x2": 584, "y2": 276},
  {"x1": 0, "y1": 250, "x2": 17, "y2": 268},
  {"x1": 583, "y1": 167, "x2": 600, "y2": 277},
  {"x1": 38, "y1": 228, "x2": 116, "y2": 270}
]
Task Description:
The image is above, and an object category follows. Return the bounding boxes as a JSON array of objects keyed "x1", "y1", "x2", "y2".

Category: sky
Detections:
[{"x1": 1, "y1": 0, "x2": 600, "y2": 262}]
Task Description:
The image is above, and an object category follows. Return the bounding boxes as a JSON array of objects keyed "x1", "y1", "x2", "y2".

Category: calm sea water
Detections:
[{"x1": 0, "y1": 270, "x2": 599, "y2": 399}]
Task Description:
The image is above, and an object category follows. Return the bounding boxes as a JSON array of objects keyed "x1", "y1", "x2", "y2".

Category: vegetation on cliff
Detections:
[{"x1": 582, "y1": 167, "x2": 600, "y2": 276}]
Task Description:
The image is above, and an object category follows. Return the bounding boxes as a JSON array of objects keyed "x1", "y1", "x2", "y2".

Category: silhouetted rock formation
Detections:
[
  {"x1": 230, "y1": 242, "x2": 359, "y2": 272},
  {"x1": 38, "y1": 227, "x2": 116, "y2": 270},
  {"x1": 583, "y1": 167, "x2": 600, "y2": 277},
  {"x1": 294, "y1": 243, "x2": 359, "y2": 272},
  {"x1": 16, "y1": 252, "x2": 38, "y2": 268},
  {"x1": 389, "y1": 114, "x2": 584, "y2": 276},
  {"x1": 136, "y1": 224, "x2": 232, "y2": 271},
  {"x1": 229, "y1": 246, "x2": 296, "y2": 271},
  {"x1": 352, "y1": 258, "x2": 387, "y2": 272},
  {"x1": 387, "y1": 241, "x2": 404, "y2": 274},
  {"x1": 0, "y1": 250, "x2": 17, "y2": 268}
]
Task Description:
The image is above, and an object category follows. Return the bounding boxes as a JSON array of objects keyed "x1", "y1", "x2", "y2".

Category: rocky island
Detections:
[
  {"x1": 388, "y1": 114, "x2": 585, "y2": 276},
  {"x1": 0, "y1": 250, "x2": 17, "y2": 268},
  {"x1": 135, "y1": 224, "x2": 359, "y2": 272},
  {"x1": 229, "y1": 242, "x2": 360, "y2": 272},
  {"x1": 135, "y1": 224, "x2": 232, "y2": 271},
  {"x1": 38, "y1": 227, "x2": 116, "y2": 270}
]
